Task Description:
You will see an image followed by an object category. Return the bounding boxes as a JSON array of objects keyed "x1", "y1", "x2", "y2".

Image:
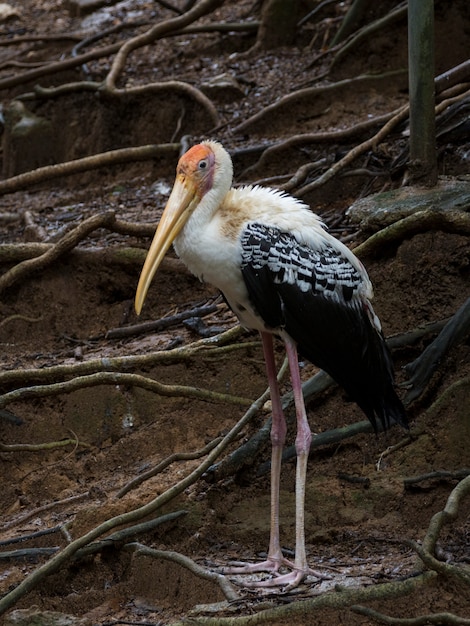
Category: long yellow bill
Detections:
[{"x1": 135, "y1": 175, "x2": 200, "y2": 314}]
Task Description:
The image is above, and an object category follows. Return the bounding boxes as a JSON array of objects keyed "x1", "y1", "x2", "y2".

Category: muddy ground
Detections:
[{"x1": 0, "y1": 1, "x2": 469, "y2": 624}]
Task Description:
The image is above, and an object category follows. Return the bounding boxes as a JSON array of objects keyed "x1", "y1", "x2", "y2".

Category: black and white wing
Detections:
[{"x1": 240, "y1": 222, "x2": 406, "y2": 431}]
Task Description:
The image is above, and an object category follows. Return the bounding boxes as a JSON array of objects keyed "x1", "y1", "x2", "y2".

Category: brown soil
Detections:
[{"x1": 0, "y1": 1, "x2": 469, "y2": 625}]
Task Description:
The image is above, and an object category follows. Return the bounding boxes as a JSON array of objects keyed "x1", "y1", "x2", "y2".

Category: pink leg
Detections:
[
  {"x1": 224, "y1": 333, "x2": 325, "y2": 589},
  {"x1": 223, "y1": 332, "x2": 288, "y2": 574}
]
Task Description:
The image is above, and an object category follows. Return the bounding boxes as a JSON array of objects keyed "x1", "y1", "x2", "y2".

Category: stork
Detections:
[{"x1": 135, "y1": 140, "x2": 407, "y2": 589}]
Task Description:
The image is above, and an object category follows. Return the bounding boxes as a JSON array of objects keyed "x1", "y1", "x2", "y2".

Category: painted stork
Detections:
[{"x1": 135, "y1": 140, "x2": 407, "y2": 589}]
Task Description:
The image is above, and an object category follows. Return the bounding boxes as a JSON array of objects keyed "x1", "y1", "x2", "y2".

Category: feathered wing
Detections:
[{"x1": 239, "y1": 222, "x2": 407, "y2": 431}]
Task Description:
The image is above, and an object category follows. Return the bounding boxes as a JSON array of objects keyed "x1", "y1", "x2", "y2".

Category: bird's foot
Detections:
[
  {"x1": 221, "y1": 557, "x2": 328, "y2": 590},
  {"x1": 221, "y1": 556, "x2": 292, "y2": 576}
]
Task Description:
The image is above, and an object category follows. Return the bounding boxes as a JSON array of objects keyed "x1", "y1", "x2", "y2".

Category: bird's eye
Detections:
[{"x1": 198, "y1": 159, "x2": 208, "y2": 170}]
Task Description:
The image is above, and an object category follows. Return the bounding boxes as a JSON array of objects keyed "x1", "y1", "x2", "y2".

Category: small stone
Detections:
[{"x1": 200, "y1": 73, "x2": 245, "y2": 101}]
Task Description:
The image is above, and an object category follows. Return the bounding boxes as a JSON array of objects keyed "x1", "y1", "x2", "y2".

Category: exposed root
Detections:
[
  {"x1": 116, "y1": 437, "x2": 224, "y2": 498},
  {"x1": 0, "y1": 385, "x2": 272, "y2": 616},
  {"x1": 232, "y1": 71, "x2": 407, "y2": 135},
  {"x1": 0, "y1": 143, "x2": 180, "y2": 196},
  {"x1": 351, "y1": 605, "x2": 470, "y2": 625},
  {"x1": 352, "y1": 209, "x2": 470, "y2": 259},
  {"x1": 124, "y1": 542, "x2": 239, "y2": 602}
]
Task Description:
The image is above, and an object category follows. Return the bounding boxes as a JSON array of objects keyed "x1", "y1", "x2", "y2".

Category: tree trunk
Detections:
[
  {"x1": 256, "y1": 0, "x2": 302, "y2": 49},
  {"x1": 407, "y1": 0, "x2": 438, "y2": 186}
]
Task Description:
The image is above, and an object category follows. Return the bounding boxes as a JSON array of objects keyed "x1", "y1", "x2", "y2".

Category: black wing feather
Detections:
[{"x1": 240, "y1": 223, "x2": 406, "y2": 431}]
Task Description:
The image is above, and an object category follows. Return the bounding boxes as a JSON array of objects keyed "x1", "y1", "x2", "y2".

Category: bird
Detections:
[{"x1": 135, "y1": 140, "x2": 407, "y2": 590}]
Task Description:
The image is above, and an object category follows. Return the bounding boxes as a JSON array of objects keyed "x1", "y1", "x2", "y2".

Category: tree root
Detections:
[
  {"x1": 106, "y1": 302, "x2": 219, "y2": 340},
  {"x1": 178, "y1": 573, "x2": 437, "y2": 625},
  {"x1": 0, "y1": 371, "x2": 252, "y2": 411},
  {"x1": 0, "y1": 325, "x2": 246, "y2": 388},
  {"x1": 2, "y1": 492, "x2": 90, "y2": 531},
  {"x1": 0, "y1": 437, "x2": 90, "y2": 453},
  {"x1": 351, "y1": 605, "x2": 470, "y2": 625},
  {"x1": 294, "y1": 103, "x2": 410, "y2": 197},
  {"x1": 403, "y1": 299, "x2": 470, "y2": 404},
  {"x1": 352, "y1": 209, "x2": 470, "y2": 259},
  {"x1": 0, "y1": 143, "x2": 180, "y2": 196},
  {"x1": 232, "y1": 71, "x2": 407, "y2": 135},
  {"x1": 171, "y1": 474, "x2": 470, "y2": 624},
  {"x1": 404, "y1": 469, "x2": 470, "y2": 488},
  {"x1": 124, "y1": 542, "x2": 239, "y2": 602},
  {"x1": 0, "y1": 211, "x2": 116, "y2": 293},
  {"x1": 116, "y1": 437, "x2": 224, "y2": 498},
  {"x1": 241, "y1": 110, "x2": 397, "y2": 180},
  {"x1": 207, "y1": 314, "x2": 450, "y2": 482},
  {"x1": 0, "y1": 384, "x2": 272, "y2": 616},
  {"x1": 419, "y1": 472, "x2": 470, "y2": 567},
  {"x1": 329, "y1": 2, "x2": 407, "y2": 71},
  {"x1": 0, "y1": 2, "x2": 224, "y2": 131}
]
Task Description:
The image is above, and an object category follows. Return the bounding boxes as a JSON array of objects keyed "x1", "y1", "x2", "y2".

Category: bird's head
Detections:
[{"x1": 135, "y1": 141, "x2": 232, "y2": 314}]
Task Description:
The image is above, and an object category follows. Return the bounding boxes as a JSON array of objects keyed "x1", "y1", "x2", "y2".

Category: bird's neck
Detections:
[{"x1": 173, "y1": 183, "x2": 229, "y2": 270}]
